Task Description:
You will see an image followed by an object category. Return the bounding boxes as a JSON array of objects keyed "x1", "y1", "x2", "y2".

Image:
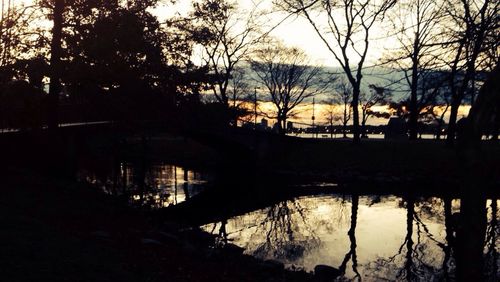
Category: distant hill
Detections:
[{"x1": 221, "y1": 65, "x2": 410, "y2": 104}]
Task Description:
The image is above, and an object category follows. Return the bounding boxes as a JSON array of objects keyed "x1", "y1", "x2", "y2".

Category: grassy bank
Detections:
[{"x1": 259, "y1": 138, "x2": 500, "y2": 189}]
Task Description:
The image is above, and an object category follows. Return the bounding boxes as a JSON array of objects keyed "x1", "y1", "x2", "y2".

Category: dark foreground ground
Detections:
[{"x1": 0, "y1": 167, "x2": 312, "y2": 282}]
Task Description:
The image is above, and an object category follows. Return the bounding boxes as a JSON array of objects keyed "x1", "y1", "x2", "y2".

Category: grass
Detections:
[{"x1": 260, "y1": 138, "x2": 500, "y2": 189}]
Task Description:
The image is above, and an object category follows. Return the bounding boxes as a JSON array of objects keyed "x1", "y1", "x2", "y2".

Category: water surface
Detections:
[
  {"x1": 202, "y1": 194, "x2": 499, "y2": 280},
  {"x1": 78, "y1": 160, "x2": 499, "y2": 280},
  {"x1": 78, "y1": 162, "x2": 212, "y2": 208}
]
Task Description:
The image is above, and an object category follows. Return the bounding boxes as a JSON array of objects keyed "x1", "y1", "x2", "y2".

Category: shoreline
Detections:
[{"x1": 0, "y1": 166, "x2": 313, "y2": 281}]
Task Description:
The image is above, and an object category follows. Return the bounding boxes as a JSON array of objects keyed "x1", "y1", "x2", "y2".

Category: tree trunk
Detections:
[
  {"x1": 276, "y1": 115, "x2": 284, "y2": 135},
  {"x1": 446, "y1": 99, "x2": 461, "y2": 145},
  {"x1": 343, "y1": 105, "x2": 348, "y2": 138},
  {"x1": 282, "y1": 115, "x2": 287, "y2": 135},
  {"x1": 352, "y1": 85, "x2": 360, "y2": 143},
  {"x1": 409, "y1": 70, "x2": 419, "y2": 140},
  {"x1": 436, "y1": 121, "x2": 442, "y2": 140},
  {"x1": 408, "y1": 32, "x2": 421, "y2": 140},
  {"x1": 361, "y1": 111, "x2": 367, "y2": 138},
  {"x1": 447, "y1": 31, "x2": 486, "y2": 145},
  {"x1": 48, "y1": 0, "x2": 64, "y2": 132},
  {"x1": 459, "y1": 64, "x2": 500, "y2": 146}
]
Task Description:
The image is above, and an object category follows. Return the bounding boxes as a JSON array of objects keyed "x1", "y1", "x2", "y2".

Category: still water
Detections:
[
  {"x1": 78, "y1": 162, "x2": 212, "y2": 208},
  {"x1": 201, "y1": 194, "x2": 498, "y2": 280},
  {"x1": 80, "y1": 161, "x2": 499, "y2": 280}
]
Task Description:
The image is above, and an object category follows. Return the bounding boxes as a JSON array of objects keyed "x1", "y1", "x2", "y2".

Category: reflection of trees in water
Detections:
[
  {"x1": 442, "y1": 197, "x2": 456, "y2": 281},
  {"x1": 207, "y1": 195, "x2": 350, "y2": 265},
  {"x1": 483, "y1": 198, "x2": 498, "y2": 279},
  {"x1": 80, "y1": 160, "x2": 208, "y2": 209},
  {"x1": 366, "y1": 195, "x2": 382, "y2": 206},
  {"x1": 414, "y1": 197, "x2": 447, "y2": 222},
  {"x1": 249, "y1": 199, "x2": 321, "y2": 262},
  {"x1": 336, "y1": 196, "x2": 351, "y2": 229},
  {"x1": 338, "y1": 194, "x2": 361, "y2": 279},
  {"x1": 455, "y1": 192, "x2": 487, "y2": 281},
  {"x1": 205, "y1": 194, "x2": 497, "y2": 279},
  {"x1": 366, "y1": 195, "x2": 497, "y2": 281},
  {"x1": 367, "y1": 196, "x2": 453, "y2": 281}
]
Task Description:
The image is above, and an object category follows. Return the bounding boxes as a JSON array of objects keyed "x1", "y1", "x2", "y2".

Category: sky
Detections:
[
  {"x1": 154, "y1": 0, "x2": 335, "y2": 64},
  {"x1": 154, "y1": 0, "x2": 393, "y2": 68},
  {"x1": 17, "y1": 0, "x2": 393, "y2": 67},
  {"x1": 15, "y1": 0, "x2": 468, "y2": 126}
]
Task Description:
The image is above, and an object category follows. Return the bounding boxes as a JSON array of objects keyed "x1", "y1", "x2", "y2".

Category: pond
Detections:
[
  {"x1": 79, "y1": 160, "x2": 499, "y2": 281},
  {"x1": 202, "y1": 194, "x2": 499, "y2": 280}
]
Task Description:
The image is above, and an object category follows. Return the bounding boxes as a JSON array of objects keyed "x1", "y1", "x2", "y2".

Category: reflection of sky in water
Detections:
[
  {"x1": 202, "y1": 195, "x2": 498, "y2": 280},
  {"x1": 79, "y1": 163, "x2": 211, "y2": 208}
]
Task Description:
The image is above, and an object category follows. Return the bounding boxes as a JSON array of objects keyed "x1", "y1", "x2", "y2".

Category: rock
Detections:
[{"x1": 314, "y1": 264, "x2": 341, "y2": 281}]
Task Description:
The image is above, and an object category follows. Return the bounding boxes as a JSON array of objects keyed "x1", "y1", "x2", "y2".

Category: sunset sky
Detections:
[
  {"x1": 154, "y1": 0, "x2": 394, "y2": 68},
  {"x1": 18, "y1": 0, "x2": 392, "y2": 68}
]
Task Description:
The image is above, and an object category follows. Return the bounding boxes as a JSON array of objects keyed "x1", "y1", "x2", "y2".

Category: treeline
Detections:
[
  {"x1": 0, "y1": 0, "x2": 236, "y2": 130},
  {"x1": 0, "y1": 0, "x2": 498, "y2": 143}
]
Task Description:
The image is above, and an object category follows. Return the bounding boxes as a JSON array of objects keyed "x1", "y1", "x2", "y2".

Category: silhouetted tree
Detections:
[
  {"x1": 276, "y1": 0, "x2": 396, "y2": 143},
  {"x1": 42, "y1": 0, "x2": 64, "y2": 131},
  {"x1": 383, "y1": 0, "x2": 447, "y2": 140},
  {"x1": 444, "y1": 0, "x2": 498, "y2": 144},
  {"x1": 227, "y1": 66, "x2": 248, "y2": 108},
  {"x1": 187, "y1": 0, "x2": 266, "y2": 125},
  {"x1": 0, "y1": 1, "x2": 37, "y2": 70},
  {"x1": 251, "y1": 42, "x2": 331, "y2": 134},
  {"x1": 0, "y1": 2, "x2": 46, "y2": 129},
  {"x1": 389, "y1": 71, "x2": 453, "y2": 138},
  {"x1": 463, "y1": 64, "x2": 500, "y2": 145},
  {"x1": 360, "y1": 84, "x2": 391, "y2": 137},
  {"x1": 30, "y1": 0, "x2": 208, "y2": 125},
  {"x1": 422, "y1": 72, "x2": 453, "y2": 139},
  {"x1": 322, "y1": 98, "x2": 341, "y2": 139},
  {"x1": 334, "y1": 78, "x2": 352, "y2": 138}
]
